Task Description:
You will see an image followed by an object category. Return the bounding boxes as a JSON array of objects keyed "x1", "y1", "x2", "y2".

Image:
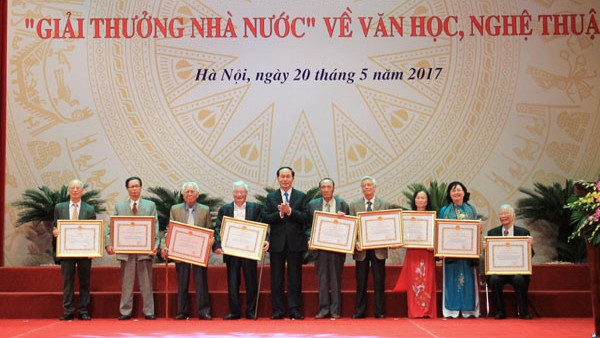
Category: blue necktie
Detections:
[{"x1": 284, "y1": 192, "x2": 289, "y2": 203}]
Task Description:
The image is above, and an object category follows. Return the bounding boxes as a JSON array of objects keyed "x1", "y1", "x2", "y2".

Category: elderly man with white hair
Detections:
[{"x1": 486, "y1": 204, "x2": 534, "y2": 320}]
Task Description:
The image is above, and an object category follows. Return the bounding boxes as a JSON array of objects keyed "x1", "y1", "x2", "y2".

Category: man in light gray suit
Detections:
[
  {"x1": 161, "y1": 182, "x2": 213, "y2": 320},
  {"x1": 349, "y1": 176, "x2": 390, "y2": 319},
  {"x1": 308, "y1": 178, "x2": 349, "y2": 320},
  {"x1": 105, "y1": 176, "x2": 160, "y2": 320},
  {"x1": 52, "y1": 179, "x2": 97, "y2": 321}
]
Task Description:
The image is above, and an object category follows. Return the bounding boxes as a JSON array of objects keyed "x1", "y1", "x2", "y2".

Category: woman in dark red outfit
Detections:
[{"x1": 394, "y1": 190, "x2": 437, "y2": 318}]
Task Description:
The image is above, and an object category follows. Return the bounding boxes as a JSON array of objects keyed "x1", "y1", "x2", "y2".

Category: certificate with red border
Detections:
[{"x1": 165, "y1": 221, "x2": 213, "y2": 267}]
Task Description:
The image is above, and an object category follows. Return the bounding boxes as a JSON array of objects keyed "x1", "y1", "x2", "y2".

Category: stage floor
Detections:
[{"x1": 3, "y1": 317, "x2": 594, "y2": 338}]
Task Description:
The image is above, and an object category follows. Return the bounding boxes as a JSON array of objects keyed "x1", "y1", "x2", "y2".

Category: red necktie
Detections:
[
  {"x1": 503, "y1": 230, "x2": 509, "y2": 236},
  {"x1": 132, "y1": 202, "x2": 138, "y2": 215}
]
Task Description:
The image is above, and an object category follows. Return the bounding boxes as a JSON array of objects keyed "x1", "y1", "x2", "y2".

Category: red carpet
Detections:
[{"x1": 3, "y1": 318, "x2": 594, "y2": 338}]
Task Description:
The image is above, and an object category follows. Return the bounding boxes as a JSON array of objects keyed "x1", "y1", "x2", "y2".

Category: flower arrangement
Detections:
[{"x1": 565, "y1": 181, "x2": 600, "y2": 246}]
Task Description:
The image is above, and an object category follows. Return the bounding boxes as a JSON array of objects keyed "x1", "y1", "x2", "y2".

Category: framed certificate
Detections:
[
  {"x1": 56, "y1": 220, "x2": 104, "y2": 258},
  {"x1": 484, "y1": 236, "x2": 532, "y2": 275},
  {"x1": 402, "y1": 211, "x2": 436, "y2": 248},
  {"x1": 110, "y1": 216, "x2": 156, "y2": 254},
  {"x1": 309, "y1": 211, "x2": 358, "y2": 254},
  {"x1": 357, "y1": 209, "x2": 403, "y2": 249},
  {"x1": 435, "y1": 219, "x2": 481, "y2": 258},
  {"x1": 165, "y1": 221, "x2": 214, "y2": 267},
  {"x1": 220, "y1": 216, "x2": 268, "y2": 261}
]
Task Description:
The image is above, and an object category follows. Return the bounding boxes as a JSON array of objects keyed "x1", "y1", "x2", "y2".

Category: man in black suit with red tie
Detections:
[
  {"x1": 487, "y1": 204, "x2": 534, "y2": 320},
  {"x1": 213, "y1": 181, "x2": 269, "y2": 320},
  {"x1": 263, "y1": 167, "x2": 310, "y2": 320}
]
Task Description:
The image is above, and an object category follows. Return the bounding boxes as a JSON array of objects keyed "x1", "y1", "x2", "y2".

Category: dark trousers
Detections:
[
  {"x1": 355, "y1": 250, "x2": 385, "y2": 316},
  {"x1": 270, "y1": 249, "x2": 303, "y2": 315},
  {"x1": 225, "y1": 255, "x2": 258, "y2": 317},
  {"x1": 175, "y1": 262, "x2": 211, "y2": 316},
  {"x1": 488, "y1": 274, "x2": 530, "y2": 315},
  {"x1": 315, "y1": 250, "x2": 345, "y2": 316},
  {"x1": 61, "y1": 258, "x2": 92, "y2": 315}
]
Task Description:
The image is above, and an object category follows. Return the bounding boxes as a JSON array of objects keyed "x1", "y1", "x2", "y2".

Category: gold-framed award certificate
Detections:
[
  {"x1": 165, "y1": 221, "x2": 214, "y2": 267},
  {"x1": 357, "y1": 209, "x2": 403, "y2": 249},
  {"x1": 484, "y1": 236, "x2": 532, "y2": 275},
  {"x1": 110, "y1": 216, "x2": 156, "y2": 254},
  {"x1": 309, "y1": 211, "x2": 358, "y2": 254},
  {"x1": 56, "y1": 220, "x2": 104, "y2": 258},
  {"x1": 402, "y1": 211, "x2": 436, "y2": 248},
  {"x1": 220, "y1": 216, "x2": 268, "y2": 261},
  {"x1": 435, "y1": 219, "x2": 481, "y2": 258}
]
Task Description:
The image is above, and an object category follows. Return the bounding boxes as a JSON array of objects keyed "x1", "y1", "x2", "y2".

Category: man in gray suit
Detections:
[
  {"x1": 349, "y1": 176, "x2": 390, "y2": 319},
  {"x1": 308, "y1": 178, "x2": 349, "y2": 320},
  {"x1": 52, "y1": 179, "x2": 97, "y2": 321},
  {"x1": 161, "y1": 182, "x2": 213, "y2": 320},
  {"x1": 105, "y1": 176, "x2": 160, "y2": 320}
]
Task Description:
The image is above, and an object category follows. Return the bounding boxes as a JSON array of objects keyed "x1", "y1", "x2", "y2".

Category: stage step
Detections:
[{"x1": 0, "y1": 264, "x2": 591, "y2": 319}]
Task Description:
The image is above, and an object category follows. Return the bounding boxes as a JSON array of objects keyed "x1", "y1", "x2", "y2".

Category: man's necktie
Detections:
[
  {"x1": 325, "y1": 203, "x2": 331, "y2": 213},
  {"x1": 132, "y1": 202, "x2": 138, "y2": 215},
  {"x1": 187, "y1": 208, "x2": 194, "y2": 225},
  {"x1": 284, "y1": 192, "x2": 289, "y2": 203},
  {"x1": 72, "y1": 203, "x2": 79, "y2": 220},
  {"x1": 366, "y1": 201, "x2": 373, "y2": 211},
  {"x1": 504, "y1": 230, "x2": 509, "y2": 236}
]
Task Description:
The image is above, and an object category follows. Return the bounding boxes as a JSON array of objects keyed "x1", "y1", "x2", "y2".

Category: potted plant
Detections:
[{"x1": 517, "y1": 180, "x2": 586, "y2": 263}]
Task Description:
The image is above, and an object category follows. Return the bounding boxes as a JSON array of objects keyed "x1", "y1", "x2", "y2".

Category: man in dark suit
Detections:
[
  {"x1": 52, "y1": 179, "x2": 97, "y2": 321},
  {"x1": 213, "y1": 181, "x2": 270, "y2": 320},
  {"x1": 349, "y1": 176, "x2": 391, "y2": 319},
  {"x1": 105, "y1": 176, "x2": 160, "y2": 320},
  {"x1": 263, "y1": 166, "x2": 310, "y2": 320},
  {"x1": 487, "y1": 204, "x2": 534, "y2": 320},
  {"x1": 161, "y1": 182, "x2": 214, "y2": 320},
  {"x1": 308, "y1": 178, "x2": 349, "y2": 319}
]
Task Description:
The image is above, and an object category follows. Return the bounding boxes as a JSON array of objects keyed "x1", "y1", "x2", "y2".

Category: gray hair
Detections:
[
  {"x1": 232, "y1": 180, "x2": 248, "y2": 192},
  {"x1": 181, "y1": 182, "x2": 200, "y2": 193},
  {"x1": 68, "y1": 179, "x2": 83, "y2": 189},
  {"x1": 499, "y1": 204, "x2": 515, "y2": 214},
  {"x1": 360, "y1": 175, "x2": 376, "y2": 186}
]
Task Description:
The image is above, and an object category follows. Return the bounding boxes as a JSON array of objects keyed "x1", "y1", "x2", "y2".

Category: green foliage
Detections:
[
  {"x1": 12, "y1": 185, "x2": 106, "y2": 225},
  {"x1": 402, "y1": 181, "x2": 448, "y2": 213},
  {"x1": 517, "y1": 180, "x2": 586, "y2": 262}
]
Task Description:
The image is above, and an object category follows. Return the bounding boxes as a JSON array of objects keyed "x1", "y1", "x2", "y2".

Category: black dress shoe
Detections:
[
  {"x1": 118, "y1": 315, "x2": 131, "y2": 320},
  {"x1": 145, "y1": 315, "x2": 156, "y2": 320},
  {"x1": 271, "y1": 313, "x2": 284, "y2": 320},
  {"x1": 198, "y1": 313, "x2": 213, "y2": 320},
  {"x1": 494, "y1": 312, "x2": 506, "y2": 320},
  {"x1": 375, "y1": 314, "x2": 385, "y2": 319},
  {"x1": 289, "y1": 312, "x2": 304, "y2": 320},
  {"x1": 352, "y1": 313, "x2": 365, "y2": 319},
  {"x1": 246, "y1": 314, "x2": 257, "y2": 320},
  {"x1": 60, "y1": 314, "x2": 74, "y2": 321},
  {"x1": 314, "y1": 313, "x2": 331, "y2": 319},
  {"x1": 174, "y1": 314, "x2": 189, "y2": 320},
  {"x1": 78, "y1": 313, "x2": 92, "y2": 320},
  {"x1": 223, "y1": 313, "x2": 241, "y2": 320},
  {"x1": 520, "y1": 313, "x2": 533, "y2": 320}
]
